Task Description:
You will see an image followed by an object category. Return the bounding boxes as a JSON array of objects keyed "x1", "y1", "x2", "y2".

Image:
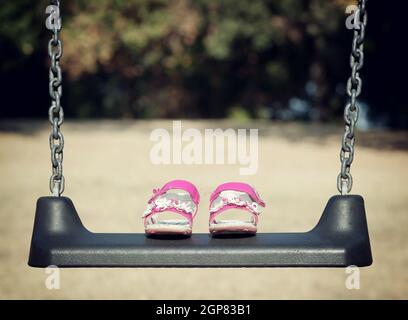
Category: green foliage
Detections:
[
  {"x1": 0, "y1": 0, "x2": 44, "y2": 70},
  {"x1": 0, "y1": 0, "x2": 354, "y2": 119}
]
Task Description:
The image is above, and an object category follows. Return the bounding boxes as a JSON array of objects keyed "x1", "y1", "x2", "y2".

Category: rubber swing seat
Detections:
[{"x1": 28, "y1": 195, "x2": 372, "y2": 268}]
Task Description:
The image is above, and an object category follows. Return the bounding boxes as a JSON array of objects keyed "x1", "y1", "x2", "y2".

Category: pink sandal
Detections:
[
  {"x1": 142, "y1": 180, "x2": 200, "y2": 236},
  {"x1": 209, "y1": 182, "x2": 265, "y2": 235}
]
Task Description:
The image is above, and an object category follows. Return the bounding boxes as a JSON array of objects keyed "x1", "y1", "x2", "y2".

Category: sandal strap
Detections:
[
  {"x1": 148, "y1": 179, "x2": 200, "y2": 205},
  {"x1": 209, "y1": 206, "x2": 260, "y2": 226},
  {"x1": 209, "y1": 183, "x2": 265, "y2": 225},
  {"x1": 143, "y1": 180, "x2": 199, "y2": 224},
  {"x1": 210, "y1": 182, "x2": 265, "y2": 207}
]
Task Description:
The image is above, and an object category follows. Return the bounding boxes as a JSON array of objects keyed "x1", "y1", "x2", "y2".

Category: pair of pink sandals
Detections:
[{"x1": 142, "y1": 180, "x2": 266, "y2": 236}]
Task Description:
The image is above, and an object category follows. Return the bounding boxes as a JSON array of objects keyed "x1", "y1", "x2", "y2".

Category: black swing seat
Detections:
[{"x1": 28, "y1": 195, "x2": 372, "y2": 268}]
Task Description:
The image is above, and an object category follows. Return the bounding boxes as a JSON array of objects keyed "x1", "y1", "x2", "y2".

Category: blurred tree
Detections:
[{"x1": 0, "y1": 0, "x2": 405, "y2": 128}]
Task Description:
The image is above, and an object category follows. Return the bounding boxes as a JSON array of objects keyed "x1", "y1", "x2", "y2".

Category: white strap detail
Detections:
[
  {"x1": 209, "y1": 190, "x2": 262, "y2": 215},
  {"x1": 142, "y1": 191, "x2": 196, "y2": 218}
]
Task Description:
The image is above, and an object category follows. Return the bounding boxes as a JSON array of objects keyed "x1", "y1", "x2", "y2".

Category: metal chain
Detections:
[
  {"x1": 46, "y1": 0, "x2": 65, "y2": 196},
  {"x1": 337, "y1": 0, "x2": 367, "y2": 195}
]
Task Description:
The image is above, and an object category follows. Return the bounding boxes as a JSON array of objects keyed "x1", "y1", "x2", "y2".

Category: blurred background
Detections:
[
  {"x1": 0, "y1": 0, "x2": 406, "y2": 127},
  {"x1": 0, "y1": 0, "x2": 407, "y2": 300}
]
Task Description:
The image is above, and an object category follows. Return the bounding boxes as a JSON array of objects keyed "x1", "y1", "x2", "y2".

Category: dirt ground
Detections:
[{"x1": 0, "y1": 120, "x2": 407, "y2": 299}]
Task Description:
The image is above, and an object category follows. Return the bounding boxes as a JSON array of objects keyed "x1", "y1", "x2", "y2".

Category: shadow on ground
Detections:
[{"x1": 1, "y1": 119, "x2": 408, "y2": 151}]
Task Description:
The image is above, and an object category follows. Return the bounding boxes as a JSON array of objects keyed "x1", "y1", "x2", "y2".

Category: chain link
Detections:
[
  {"x1": 46, "y1": 0, "x2": 65, "y2": 196},
  {"x1": 337, "y1": 0, "x2": 368, "y2": 195}
]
